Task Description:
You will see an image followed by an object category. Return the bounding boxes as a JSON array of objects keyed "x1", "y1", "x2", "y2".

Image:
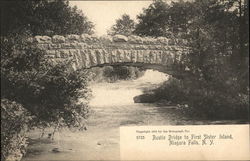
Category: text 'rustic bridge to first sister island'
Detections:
[{"x1": 31, "y1": 34, "x2": 189, "y2": 75}]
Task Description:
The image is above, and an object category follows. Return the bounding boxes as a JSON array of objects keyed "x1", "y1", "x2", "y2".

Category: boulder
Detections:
[
  {"x1": 80, "y1": 34, "x2": 89, "y2": 42},
  {"x1": 99, "y1": 35, "x2": 113, "y2": 43},
  {"x1": 52, "y1": 35, "x2": 65, "y2": 43},
  {"x1": 128, "y1": 35, "x2": 143, "y2": 44},
  {"x1": 133, "y1": 94, "x2": 157, "y2": 103},
  {"x1": 66, "y1": 34, "x2": 80, "y2": 41},
  {"x1": 34, "y1": 36, "x2": 51, "y2": 43},
  {"x1": 113, "y1": 35, "x2": 128, "y2": 42},
  {"x1": 157, "y1": 37, "x2": 168, "y2": 44}
]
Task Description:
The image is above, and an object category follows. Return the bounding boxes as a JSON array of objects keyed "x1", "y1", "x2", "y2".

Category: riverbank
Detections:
[{"x1": 21, "y1": 70, "x2": 247, "y2": 161}]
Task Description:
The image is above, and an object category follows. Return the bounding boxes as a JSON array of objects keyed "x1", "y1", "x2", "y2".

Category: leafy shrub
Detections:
[
  {"x1": 134, "y1": 67, "x2": 146, "y2": 78},
  {"x1": 1, "y1": 1, "x2": 95, "y2": 160},
  {"x1": 1, "y1": 99, "x2": 31, "y2": 161},
  {"x1": 134, "y1": 77, "x2": 187, "y2": 103},
  {"x1": 1, "y1": 34, "x2": 91, "y2": 128},
  {"x1": 141, "y1": 76, "x2": 249, "y2": 120},
  {"x1": 113, "y1": 66, "x2": 132, "y2": 80},
  {"x1": 1, "y1": 34, "x2": 91, "y2": 160},
  {"x1": 102, "y1": 66, "x2": 115, "y2": 81},
  {"x1": 134, "y1": 0, "x2": 249, "y2": 121},
  {"x1": 185, "y1": 78, "x2": 249, "y2": 120},
  {"x1": 150, "y1": 78, "x2": 187, "y2": 103},
  {"x1": 101, "y1": 66, "x2": 145, "y2": 82}
]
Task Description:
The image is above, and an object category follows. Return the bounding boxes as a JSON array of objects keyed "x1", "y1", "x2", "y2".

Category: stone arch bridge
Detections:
[{"x1": 32, "y1": 34, "x2": 189, "y2": 76}]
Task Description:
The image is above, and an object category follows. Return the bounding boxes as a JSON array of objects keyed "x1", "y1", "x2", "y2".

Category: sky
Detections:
[{"x1": 69, "y1": 1, "x2": 153, "y2": 36}]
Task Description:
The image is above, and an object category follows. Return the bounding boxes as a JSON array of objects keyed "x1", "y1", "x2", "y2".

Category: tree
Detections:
[
  {"x1": 108, "y1": 14, "x2": 135, "y2": 36},
  {"x1": 1, "y1": 1, "x2": 93, "y2": 158},
  {"x1": 1, "y1": 0, "x2": 94, "y2": 36},
  {"x1": 1, "y1": 33, "x2": 91, "y2": 128},
  {"x1": 1, "y1": 0, "x2": 94, "y2": 127},
  {"x1": 135, "y1": 0, "x2": 248, "y2": 86},
  {"x1": 1, "y1": 34, "x2": 91, "y2": 160},
  {"x1": 134, "y1": 0, "x2": 170, "y2": 37},
  {"x1": 135, "y1": 0, "x2": 249, "y2": 119}
]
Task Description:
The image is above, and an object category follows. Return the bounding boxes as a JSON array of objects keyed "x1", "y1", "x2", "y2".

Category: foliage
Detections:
[
  {"x1": 108, "y1": 14, "x2": 135, "y2": 36},
  {"x1": 1, "y1": 0, "x2": 94, "y2": 159},
  {"x1": 1, "y1": 0, "x2": 93, "y2": 128},
  {"x1": 134, "y1": 0, "x2": 171, "y2": 37},
  {"x1": 1, "y1": 99, "x2": 31, "y2": 161},
  {"x1": 149, "y1": 78, "x2": 187, "y2": 103},
  {"x1": 134, "y1": 77, "x2": 186, "y2": 103},
  {"x1": 177, "y1": 0, "x2": 249, "y2": 93},
  {"x1": 139, "y1": 75, "x2": 249, "y2": 119},
  {"x1": 113, "y1": 66, "x2": 134, "y2": 80},
  {"x1": 81, "y1": 66, "x2": 145, "y2": 83},
  {"x1": 1, "y1": 34, "x2": 91, "y2": 128},
  {"x1": 1, "y1": 0, "x2": 94, "y2": 36},
  {"x1": 135, "y1": 0, "x2": 249, "y2": 120},
  {"x1": 102, "y1": 66, "x2": 115, "y2": 79},
  {"x1": 102, "y1": 66, "x2": 145, "y2": 82}
]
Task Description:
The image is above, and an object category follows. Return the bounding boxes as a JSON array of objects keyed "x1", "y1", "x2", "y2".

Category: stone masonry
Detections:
[{"x1": 30, "y1": 34, "x2": 189, "y2": 73}]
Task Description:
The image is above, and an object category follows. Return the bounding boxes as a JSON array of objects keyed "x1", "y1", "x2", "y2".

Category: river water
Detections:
[{"x1": 22, "y1": 70, "x2": 242, "y2": 161}]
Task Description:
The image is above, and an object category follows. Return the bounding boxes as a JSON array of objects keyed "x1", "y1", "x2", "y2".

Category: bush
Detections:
[
  {"x1": 101, "y1": 66, "x2": 145, "y2": 82},
  {"x1": 185, "y1": 79, "x2": 249, "y2": 120},
  {"x1": 151, "y1": 78, "x2": 187, "y2": 103},
  {"x1": 102, "y1": 66, "x2": 115, "y2": 81},
  {"x1": 1, "y1": 34, "x2": 91, "y2": 160},
  {"x1": 1, "y1": 1, "x2": 94, "y2": 160},
  {"x1": 1, "y1": 34, "x2": 91, "y2": 128},
  {"x1": 113, "y1": 66, "x2": 132, "y2": 80},
  {"x1": 133, "y1": 0, "x2": 249, "y2": 121},
  {"x1": 134, "y1": 77, "x2": 186, "y2": 103},
  {"x1": 134, "y1": 67, "x2": 146, "y2": 78},
  {"x1": 1, "y1": 99, "x2": 31, "y2": 161},
  {"x1": 139, "y1": 76, "x2": 249, "y2": 120}
]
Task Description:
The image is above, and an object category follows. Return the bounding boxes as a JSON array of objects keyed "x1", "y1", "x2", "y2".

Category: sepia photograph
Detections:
[{"x1": 1, "y1": 0, "x2": 249, "y2": 160}]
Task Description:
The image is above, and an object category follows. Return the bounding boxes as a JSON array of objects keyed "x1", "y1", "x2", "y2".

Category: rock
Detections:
[
  {"x1": 37, "y1": 44, "x2": 49, "y2": 50},
  {"x1": 185, "y1": 66, "x2": 190, "y2": 71},
  {"x1": 52, "y1": 148, "x2": 60, "y2": 153},
  {"x1": 21, "y1": 34, "x2": 188, "y2": 72},
  {"x1": 34, "y1": 36, "x2": 51, "y2": 43},
  {"x1": 142, "y1": 36, "x2": 157, "y2": 44},
  {"x1": 79, "y1": 126, "x2": 87, "y2": 131},
  {"x1": 128, "y1": 35, "x2": 143, "y2": 44},
  {"x1": 52, "y1": 35, "x2": 65, "y2": 43},
  {"x1": 47, "y1": 133, "x2": 52, "y2": 139},
  {"x1": 26, "y1": 37, "x2": 34, "y2": 43},
  {"x1": 157, "y1": 37, "x2": 168, "y2": 44},
  {"x1": 113, "y1": 34, "x2": 128, "y2": 42},
  {"x1": 99, "y1": 35, "x2": 113, "y2": 43},
  {"x1": 66, "y1": 34, "x2": 80, "y2": 41},
  {"x1": 168, "y1": 39, "x2": 175, "y2": 45},
  {"x1": 80, "y1": 34, "x2": 92, "y2": 42},
  {"x1": 90, "y1": 35, "x2": 99, "y2": 42},
  {"x1": 133, "y1": 94, "x2": 156, "y2": 103}
]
